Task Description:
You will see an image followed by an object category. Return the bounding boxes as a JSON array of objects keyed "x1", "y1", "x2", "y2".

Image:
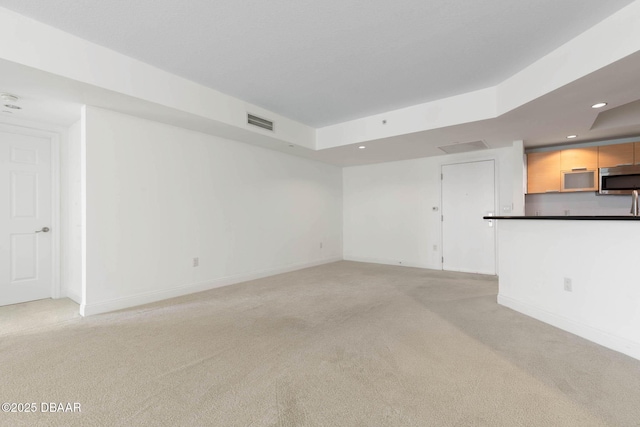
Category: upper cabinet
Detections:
[
  {"x1": 527, "y1": 148, "x2": 598, "y2": 194},
  {"x1": 527, "y1": 140, "x2": 640, "y2": 194},
  {"x1": 598, "y1": 143, "x2": 634, "y2": 168},
  {"x1": 560, "y1": 147, "x2": 598, "y2": 170},
  {"x1": 527, "y1": 151, "x2": 560, "y2": 194}
]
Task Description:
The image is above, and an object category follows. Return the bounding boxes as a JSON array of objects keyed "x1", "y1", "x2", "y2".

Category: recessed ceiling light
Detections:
[
  {"x1": 591, "y1": 102, "x2": 607, "y2": 109},
  {"x1": 358, "y1": 145, "x2": 366, "y2": 149},
  {"x1": 566, "y1": 135, "x2": 578, "y2": 139},
  {"x1": 3, "y1": 104, "x2": 21, "y2": 110}
]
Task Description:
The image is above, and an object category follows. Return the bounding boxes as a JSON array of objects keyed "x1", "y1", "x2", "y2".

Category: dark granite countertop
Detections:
[{"x1": 485, "y1": 216, "x2": 640, "y2": 220}]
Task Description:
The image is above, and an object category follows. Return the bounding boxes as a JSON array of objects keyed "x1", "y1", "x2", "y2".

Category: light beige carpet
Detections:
[{"x1": 1, "y1": 261, "x2": 639, "y2": 426}]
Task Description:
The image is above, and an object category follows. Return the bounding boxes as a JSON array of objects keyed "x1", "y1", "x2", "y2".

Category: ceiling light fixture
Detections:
[
  {"x1": 3, "y1": 104, "x2": 21, "y2": 110},
  {"x1": 358, "y1": 146, "x2": 366, "y2": 149},
  {"x1": 591, "y1": 102, "x2": 607, "y2": 109},
  {"x1": 566, "y1": 135, "x2": 577, "y2": 139}
]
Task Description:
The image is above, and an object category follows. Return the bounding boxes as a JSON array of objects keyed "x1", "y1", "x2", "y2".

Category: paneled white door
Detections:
[
  {"x1": 441, "y1": 160, "x2": 496, "y2": 275},
  {"x1": 0, "y1": 131, "x2": 53, "y2": 306}
]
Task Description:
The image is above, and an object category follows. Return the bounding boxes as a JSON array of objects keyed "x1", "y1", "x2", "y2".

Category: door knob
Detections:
[{"x1": 35, "y1": 227, "x2": 50, "y2": 233}]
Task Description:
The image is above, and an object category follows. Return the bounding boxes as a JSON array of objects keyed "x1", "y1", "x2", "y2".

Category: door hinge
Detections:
[
  {"x1": 441, "y1": 215, "x2": 443, "y2": 222},
  {"x1": 442, "y1": 256, "x2": 444, "y2": 263},
  {"x1": 441, "y1": 173, "x2": 443, "y2": 180}
]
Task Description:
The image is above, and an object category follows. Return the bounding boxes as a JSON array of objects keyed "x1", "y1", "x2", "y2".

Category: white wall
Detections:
[
  {"x1": 60, "y1": 119, "x2": 82, "y2": 303},
  {"x1": 82, "y1": 107, "x2": 342, "y2": 315},
  {"x1": 343, "y1": 145, "x2": 522, "y2": 269},
  {"x1": 497, "y1": 219, "x2": 640, "y2": 361},
  {"x1": 525, "y1": 192, "x2": 632, "y2": 216}
]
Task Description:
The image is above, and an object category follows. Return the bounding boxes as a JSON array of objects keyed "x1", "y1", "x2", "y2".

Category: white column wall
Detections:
[
  {"x1": 497, "y1": 219, "x2": 640, "y2": 361},
  {"x1": 61, "y1": 119, "x2": 82, "y2": 303},
  {"x1": 82, "y1": 107, "x2": 342, "y2": 315}
]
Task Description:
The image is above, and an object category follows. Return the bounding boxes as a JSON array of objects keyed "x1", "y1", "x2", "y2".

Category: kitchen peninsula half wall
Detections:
[{"x1": 491, "y1": 216, "x2": 640, "y2": 361}]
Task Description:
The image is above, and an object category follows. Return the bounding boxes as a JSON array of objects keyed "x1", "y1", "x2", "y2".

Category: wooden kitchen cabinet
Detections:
[
  {"x1": 560, "y1": 147, "x2": 598, "y2": 170},
  {"x1": 528, "y1": 141, "x2": 640, "y2": 194},
  {"x1": 598, "y1": 143, "x2": 634, "y2": 168},
  {"x1": 527, "y1": 151, "x2": 561, "y2": 194}
]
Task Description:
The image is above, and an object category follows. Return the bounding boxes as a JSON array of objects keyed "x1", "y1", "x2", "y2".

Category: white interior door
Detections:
[
  {"x1": 0, "y1": 131, "x2": 53, "y2": 306},
  {"x1": 441, "y1": 160, "x2": 496, "y2": 275}
]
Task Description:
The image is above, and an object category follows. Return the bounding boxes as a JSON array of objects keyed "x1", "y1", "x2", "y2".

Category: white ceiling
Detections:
[
  {"x1": 1, "y1": 1, "x2": 640, "y2": 167},
  {"x1": 0, "y1": 0, "x2": 635, "y2": 127},
  {"x1": 311, "y1": 50, "x2": 640, "y2": 165}
]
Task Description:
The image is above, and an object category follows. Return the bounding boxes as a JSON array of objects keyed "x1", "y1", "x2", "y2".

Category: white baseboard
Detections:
[
  {"x1": 80, "y1": 257, "x2": 342, "y2": 316},
  {"x1": 498, "y1": 294, "x2": 640, "y2": 362}
]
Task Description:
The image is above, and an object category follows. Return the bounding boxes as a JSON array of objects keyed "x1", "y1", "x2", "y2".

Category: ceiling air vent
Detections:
[
  {"x1": 247, "y1": 113, "x2": 274, "y2": 131},
  {"x1": 438, "y1": 140, "x2": 488, "y2": 154}
]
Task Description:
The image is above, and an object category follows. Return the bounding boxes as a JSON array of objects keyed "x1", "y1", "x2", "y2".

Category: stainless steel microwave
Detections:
[{"x1": 599, "y1": 165, "x2": 640, "y2": 195}]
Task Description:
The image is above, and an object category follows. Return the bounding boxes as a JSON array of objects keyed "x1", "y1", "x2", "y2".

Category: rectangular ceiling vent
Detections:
[
  {"x1": 438, "y1": 140, "x2": 489, "y2": 154},
  {"x1": 247, "y1": 113, "x2": 274, "y2": 131}
]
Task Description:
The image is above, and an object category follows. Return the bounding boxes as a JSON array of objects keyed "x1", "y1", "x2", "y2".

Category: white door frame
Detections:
[
  {"x1": 439, "y1": 158, "x2": 498, "y2": 274},
  {"x1": 0, "y1": 122, "x2": 61, "y2": 300}
]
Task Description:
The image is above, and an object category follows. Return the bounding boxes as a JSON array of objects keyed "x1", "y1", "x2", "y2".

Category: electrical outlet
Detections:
[
  {"x1": 564, "y1": 277, "x2": 572, "y2": 292},
  {"x1": 320, "y1": 242, "x2": 323, "y2": 249},
  {"x1": 433, "y1": 245, "x2": 438, "y2": 251},
  {"x1": 193, "y1": 257, "x2": 199, "y2": 267}
]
